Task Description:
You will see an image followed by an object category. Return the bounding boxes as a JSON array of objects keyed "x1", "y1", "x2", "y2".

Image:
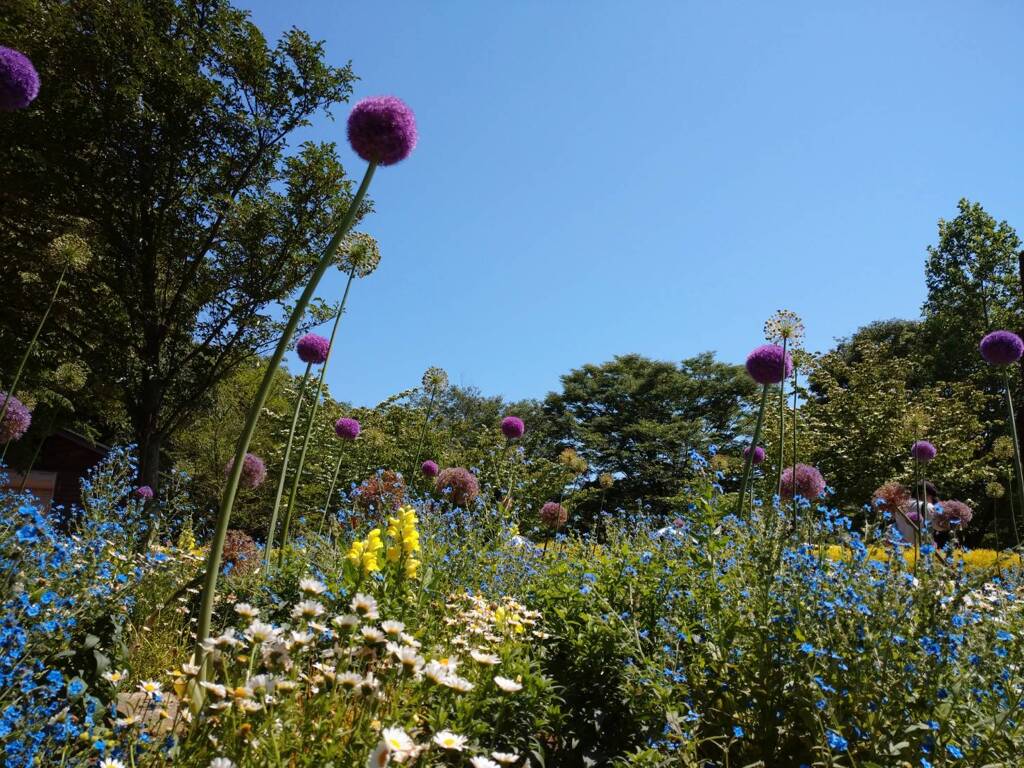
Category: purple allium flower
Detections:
[
  {"x1": 0, "y1": 392, "x2": 32, "y2": 442},
  {"x1": 979, "y1": 330, "x2": 1024, "y2": 366},
  {"x1": 779, "y1": 463, "x2": 826, "y2": 500},
  {"x1": 134, "y1": 485, "x2": 154, "y2": 500},
  {"x1": 347, "y1": 96, "x2": 417, "y2": 166},
  {"x1": 296, "y1": 333, "x2": 330, "y2": 365},
  {"x1": 743, "y1": 445, "x2": 766, "y2": 465},
  {"x1": 933, "y1": 500, "x2": 973, "y2": 532},
  {"x1": 500, "y1": 415, "x2": 525, "y2": 440},
  {"x1": 435, "y1": 467, "x2": 480, "y2": 507},
  {"x1": 540, "y1": 501, "x2": 568, "y2": 530},
  {"x1": 225, "y1": 453, "x2": 267, "y2": 489},
  {"x1": 0, "y1": 47, "x2": 40, "y2": 112},
  {"x1": 334, "y1": 417, "x2": 361, "y2": 440},
  {"x1": 910, "y1": 440, "x2": 937, "y2": 463},
  {"x1": 745, "y1": 344, "x2": 793, "y2": 385},
  {"x1": 421, "y1": 459, "x2": 439, "y2": 478}
]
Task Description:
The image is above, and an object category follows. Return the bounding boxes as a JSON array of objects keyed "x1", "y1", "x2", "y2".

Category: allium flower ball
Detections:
[
  {"x1": 421, "y1": 366, "x2": 449, "y2": 392},
  {"x1": 335, "y1": 417, "x2": 361, "y2": 440},
  {"x1": 337, "y1": 232, "x2": 381, "y2": 278},
  {"x1": 910, "y1": 440, "x2": 937, "y2": 463},
  {"x1": 979, "y1": 330, "x2": 1024, "y2": 366},
  {"x1": 421, "y1": 459, "x2": 439, "y2": 477},
  {"x1": 933, "y1": 500, "x2": 974, "y2": 532},
  {"x1": 225, "y1": 453, "x2": 266, "y2": 489},
  {"x1": 295, "y1": 333, "x2": 330, "y2": 365},
  {"x1": 347, "y1": 96, "x2": 417, "y2": 166},
  {"x1": 743, "y1": 445, "x2": 766, "y2": 465},
  {"x1": 745, "y1": 344, "x2": 793, "y2": 385},
  {"x1": 48, "y1": 234, "x2": 92, "y2": 271},
  {"x1": 779, "y1": 463, "x2": 826, "y2": 500},
  {"x1": 500, "y1": 416, "x2": 525, "y2": 440},
  {"x1": 134, "y1": 485, "x2": 154, "y2": 500},
  {"x1": 0, "y1": 392, "x2": 32, "y2": 442},
  {"x1": 872, "y1": 482, "x2": 910, "y2": 517},
  {"x1": 435, "y1": 467, "x2": 480, "y2": 507},
  {"x1": 540, "y1": 501, "x2": 568, "y2": 530},
  {"x1": 222, "y1": 529, "x2": 260, "y2": 576},
  {"x1": 598, "y1": 472, "x2": 615, "y2": 490},
  {"x1": 0, "y1": 47, "x2": 40, "y2": 111}
]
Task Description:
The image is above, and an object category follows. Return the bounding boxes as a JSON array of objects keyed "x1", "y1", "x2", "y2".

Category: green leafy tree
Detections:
[{"x1": 0, "y1": 0, "x2": 360, "y2": 490}]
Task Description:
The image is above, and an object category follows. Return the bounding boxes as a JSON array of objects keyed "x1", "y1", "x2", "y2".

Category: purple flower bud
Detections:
[
  {"x1": 296, "y1": 333, "x2": 330, "y2": 365},
  {"x1": 910, "y1": 440, "x2": 936, "y2": 463},
  {"x1": 347, "y1": 96, "x2": 417, "y2": 166},
  {"x1": 0, "y1": 392, "x2": 32, "y2": 443},
  {"x1": 780, "y1": 463, "x2": 826, "y2": 500},
  {"x1": 225, "y1": 453, "x2": 267, "y2": 489},
  {"x1": 0, "y1": 47, "x2": 40, "y2": 112},
  {"x1": 335, "y1": 417, "x2": 361, "y2": 440},
  {"x1": 745, "y1": 344, "x2": 793, "y2": 385},
  {"x1": 500, "y1": 416, "x2": 525, "y2": 440},
  {"x1": 979, "y1": 330, "x2": 1024, "y2": 366},
  {"x1": 421, "y1": 459, "x2": 439, "y2": 478},
  {"x1": 743, "y1": 445, "x2": 766, "y2": 465},
  {"x1": 134, "y1": 485, "x2": 154, "y2": 500}
]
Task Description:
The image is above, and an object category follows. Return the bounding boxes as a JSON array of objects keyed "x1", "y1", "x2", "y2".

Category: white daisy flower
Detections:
[
  {"x1": 338, "y1": 672, "x2": 362, "y2": 689},
  {"x1": 493, "y1": 676, "x2": 523, "y2": 693},
  {"x1": 291, "y1": 600, "x2": 325, "y2": 620},
  {"x1": 200, "y1": 681, "x2": 227, "y2": 698},
  {"x1": 102, "y1": 668, "x2": 128, "y2": 685},
  {"x1": 470, "y1": 758, "x2": 501, "y2": 768},
  {"x1": 332, "y1": 613, "x2": 361, "y2": 630},
  {"x1": 380, "y1": 620, "x2": 405, "y2": 637},
  {"x1": 393, "y1": 645, "x2": 424, "y2": 672},
  {"x1": 361, "y1": 626, "x2": 387, "y2": 644},
  {"x1": 246, "y1": 620, "x2": 279, "y2": 644},
  {"x1": 138, "y1": 680, "x2": 162, "y2": 699},
  {"x1": 382, "y1": 726, "x2": 414, "y2": 758},
  {"x1": 299, "y1": 578, "x2": 327, "y2": 595},
  {"x1": 366, "y1": 741, "x2": 390, "y2": 768},
  {"x1": 491, "y1": 753, "x2": 520, "y2": 765},
  {"x1": 233, "y1": 602, "x2": 259, "y2": 618},
  {"x1": 433, "y1": 730, "x2": 467, "y2": 751},
  {"x1": 470, "y1": 650, "x2": 501, "y2": 665},
  {"x1": 99, "y1": 759, "x2": 127, "y2": 768},
  {"x1": 351, "y1": 593, "x2": 379, "y2": 619},
  {"x1": 422, "y1": 661, "x2": 449, "y2": 685},
  {"x1": 209, "y1": 758, "x2": 235, "y2": 768}
]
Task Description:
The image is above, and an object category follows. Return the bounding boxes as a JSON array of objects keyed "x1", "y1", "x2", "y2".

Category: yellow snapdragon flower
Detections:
[{"x1": 346, "y1": 528, "x2": 384, "y2": 574}]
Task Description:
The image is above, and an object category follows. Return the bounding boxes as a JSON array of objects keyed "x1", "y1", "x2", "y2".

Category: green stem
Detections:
[
  {"x1": 410, "y1": 390, "x2": 437, "y2": 482},
  {"x1": 192, "y1": 161, "x2": 376, "y2": 698},
  {"x1": 317, "y1": 452, "x2": 346, "y2": 539},
  {"x1": 263, "y1": 361, "x2": 314, "y2": 573},
  {"x1": 775, "y1": 338, "x2": 787, "y2": 499},
  {"x1": 278, "y1": 276, "x2": 355, "y2": 559},
  {"x1": 17, "y1": 410, "x2": 58, "y2": 492},
  {"x1": 1002, "y1": 369, "x2": 1024, "y2": 548},
  {"x1": 736, "y1": 384, "x2": 770, "y2": 517},
  {"x1": 0, "y1": 263, "x2": 68, "y2": 428},
  {"x1": 791, "y1": 366, "x2": 798, "y2": 527}
]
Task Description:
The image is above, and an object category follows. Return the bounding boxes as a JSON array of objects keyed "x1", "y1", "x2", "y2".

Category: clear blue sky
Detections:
[{"x1": 243, "y1": 0, "x2": 1024, "y2": 407}]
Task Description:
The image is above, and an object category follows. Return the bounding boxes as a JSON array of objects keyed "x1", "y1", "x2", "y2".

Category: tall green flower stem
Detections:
[
  {"x1": 316, "y1": 452, "x2": 346, "y2": 539},
  {"x1": 0, "y1": 263, "x2": 68, "y2": 429},
  {"x1": 791, "y1": 366, "x2": 799, "y2": 527},
  {"x1": 278, "y1": 275, "x2": 356, "y2": 564},
  {"x1": 192, "y1": 162, "x2": 376, "y2": 695},
  {"x1": 775, "y1": 338, "x2": 788, "y2": 498},
  {"x1": 410, "y1": 390, "x2": 438, "y2": 482},
  {"x1": 16, "y1": 410, "x2": 58, "y2": 492},
  {"x1": 263, "y1": 361, "x2": 314, "y2": 573},
  {"x1": 736, "y1": 384, "x2": 770, "y2": 517},
  {"x1": 1001, "y1": 369, "x2": 1024, "y2": 548}
]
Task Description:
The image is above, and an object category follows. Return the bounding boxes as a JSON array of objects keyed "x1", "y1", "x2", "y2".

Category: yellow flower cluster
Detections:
[
  {"x1": 823, "y1": 544, "x2": 1022, "y2": 572},
  {"x1": 386, "y1": 505, "x2": 421, "y2": 578},
  {"x1": 346, "y1": 528, "x2": 384, "y2": 574}
]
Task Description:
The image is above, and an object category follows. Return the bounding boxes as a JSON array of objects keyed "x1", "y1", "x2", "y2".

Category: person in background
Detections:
[{"x1": 895, "y1": 481, "x2": 939, "y2": 544}]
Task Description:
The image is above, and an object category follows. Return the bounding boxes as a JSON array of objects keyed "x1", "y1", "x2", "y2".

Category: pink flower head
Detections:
[
  {"x1": 540, "y1": 501, "x2": 568, "y2": 530},
  {"x1": 745, "y1": 344, "x2": 793, "y2": 385},
  {"x1": 933, "y1": 500, "x2": 973, "y2": 532},
  {"x1": 347, "y1": 96, "x2": 417, "y2": 166},
  {"x1": 225, "y1": 453, "x2": 267, "y2": 489},
  {"x1": 134, "y1": 485, "x2": 154, "y2": 500},
  {"x1": 421, "y1": 459, "x2": 439, "y2": 478},
  {"x1": 979, "y1": 330, "x2": 1024, "y2": 366},
  {"x1": 743, "y1": 445, "x2": 766, "y2": 465},
  {"x1": 0, "y1": 47, "x2": 40, "y2": 111},
  {"x1": 435, "y1": 467, "x2": 480, "y2": 507},
  {"x1": 779, "y1": 463, "x2": 826, "y2": 501},
  {"x1": 500, "y1": 416, "x2": 525, "y2": 440},
  {"x1": 910, "y1": 440, "x2": 936, "y2": 463},
  {"x1": 296, "y1": 333, "x2": 330, "y2": 365},
  {"x1": 0, "y1": 392, "x2": 32, "y2": 443},
  {"x1": 335, "y1": 417, "x2": 361, "y2": 440}
]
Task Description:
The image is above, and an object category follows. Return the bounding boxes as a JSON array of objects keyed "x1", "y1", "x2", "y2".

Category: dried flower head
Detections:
[
  {"x1": 540, "y1": 501, "x2": 568, "y2": 530},
  {"x1": 222, "y1": 529, "x2": 260, "y2": 576},
  {"x1": 745, "y1": 344, "x2": 793, "y2": 385},
  {"x1": 0, "y1": 392, "x2": 32, "y2": 443},
  {"x1": 225, "y1": 453, "x2": 267, "y2": 489},
  {"x1": 435, "y1": 467, "x2": 480, "y2": 507},
  {"x1": 872, "y1": 482, "x2": 910, "y2": 517},
  {"x1": 354, "y1": 470, "x2": 406, "y2": 513},
  {"x1": 933, "y1": 500, "x2": 974, "y2": 532},
  {"x1": 421, "y1": 366, "x2": 449, "y2": 392},
  {"x1": 48, "y1": 234, "x2": 92, "y2": 270},
  {"x1": 986, "y1": 480, "x2": 1005, "y2": 499},
  {"x1": 52, "y1": 361, "x2": 88, "y2": 393},
  {"x1": 780, "y1": 463, "x2": 826, "y2": 500},
  {"x1": 0, "y1": 47, "x2": 40, "y2": 111},
  {"x1": 598, "y1": 472, "x2": 615, "y2": 490},
  {"x1": 979, "y1": 330, "x2": 1024, "y2": 366},
  {"x1": 763, "y1": 309, "x2": 805, "y2": 348},
  {"x1": 347, "y1": 95, "x2": 418, "y2": 166},
  {"x1": 337, "y1": 232, "x2": 381, "y2": 278},
  {"x1": 993, "y1": 436, "x2": 1015, "y2": 460}
]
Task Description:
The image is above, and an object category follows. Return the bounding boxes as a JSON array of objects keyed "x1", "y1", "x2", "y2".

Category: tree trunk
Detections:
[{"x1": 137, "y1": 427, "x2": 162, "y2": 493}]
